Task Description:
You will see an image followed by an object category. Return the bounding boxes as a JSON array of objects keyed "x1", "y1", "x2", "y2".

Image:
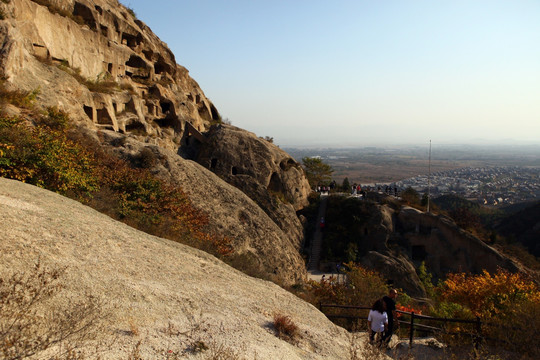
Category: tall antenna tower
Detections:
[{"x1": 427, "y1": 140, "x2": 431, "y2": 213}]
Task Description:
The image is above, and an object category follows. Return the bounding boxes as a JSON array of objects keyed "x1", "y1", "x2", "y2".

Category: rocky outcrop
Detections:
[
  {"x1": 326, "y1": 196, "x2": 522, "y2": 297},
  {"x1": 361, "y1": 203, "x2": 521, "y2": 296},
  {"x1": 495, "y1": 201, "x2": 540, "y2": 257},
  {"x1": 0, "y1": 0, "x2": 313, "y2": 285},
  {"x1": 99, "y1": 130, "x2": 308, "y2": 285},
  {"x1": 0, "y1": 178, "x2": 352, "y2": 359},
  {"x1": 195, "y1": 124, "x2": 311, "y2": 248},
  {"x1": 0, "y1": 0, "x2": 218, "y2": 150},
  {"x1": 361, "y1": 251, "x2": 426, "y2": 298},
  {"x1": 396, "y1": 206, "x2": 520, "y2": 277}
]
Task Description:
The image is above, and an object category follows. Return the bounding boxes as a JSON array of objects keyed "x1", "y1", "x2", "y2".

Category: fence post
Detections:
[
  {"x1": 409, "y1": 312, "x2": 415, "y2": 348},
  {"x1": 475, "y1": 316, "x2": 481, "y2": 349}
]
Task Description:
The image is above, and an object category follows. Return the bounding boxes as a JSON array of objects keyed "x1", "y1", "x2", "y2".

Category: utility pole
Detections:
[{"x1": 427, "y1": 140, "x2": 431, "y2": 213}]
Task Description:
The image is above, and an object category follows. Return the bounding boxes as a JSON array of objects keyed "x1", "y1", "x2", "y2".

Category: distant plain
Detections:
[{"x1": 285, "y1": 144, "x2": 540, "y2": 184}]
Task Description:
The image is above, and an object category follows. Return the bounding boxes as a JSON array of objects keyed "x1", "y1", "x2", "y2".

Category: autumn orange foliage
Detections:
[
  {"x1": 306, "y1": 263, "x2": 388, "y2": 308},
  {"x1": 395, "y1": 304, "x2": 422, "y2": 318},
  {"x1": 436, "y1": 269, "x2": 540, "y2": 358},
  {"x1": 439, "y1": 268, "x2": 540, "y2": 319}
]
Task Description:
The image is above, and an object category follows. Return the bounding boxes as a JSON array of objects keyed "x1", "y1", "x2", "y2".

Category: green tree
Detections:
[
  {"x1": 417, "y1": 261, "x2": 435, "y2": 298},
  {"x1": 342, "y1": 177, "x2": 350, "y2": 191},
  {"x1": 401, "y1": 187, "x2": 420, "y2": 205},
  {"x1": 301, "y1": 157, "x2": 334, "y2": 188}
]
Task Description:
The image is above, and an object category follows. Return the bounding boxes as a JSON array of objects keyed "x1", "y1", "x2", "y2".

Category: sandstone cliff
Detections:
[
  {"x1": 0, "y1": 0, "x2": 311, "y2": 284},
  {"x1": 0, "y1": 178, "x2": 354, "y2": 359},
  {"x1": 196, "y1": 124, "x2": 311, "y2": 250},
  {"x1": 1, "y1": 0, "x2": 217, "y2": 149},
  {"x1": 361, "y1": 204, "x2": 522, "y2": 296}
]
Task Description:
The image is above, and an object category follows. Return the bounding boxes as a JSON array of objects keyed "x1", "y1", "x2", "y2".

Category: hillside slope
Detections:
[
  {"x1": 496, "y1": 201, "x2": 540, "y2": 257},
  {"x1": 0, "y1": 0, "x2": 310, "y2": 285},
  {"x1": 0, "y1": 177, "x2": 353, "y2": 359}
]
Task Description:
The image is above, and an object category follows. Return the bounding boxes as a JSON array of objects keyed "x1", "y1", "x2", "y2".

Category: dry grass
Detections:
[
  {"x1": 272, "y1": 313, "x2": 299, "y2": 342},
  {"x1": 0, "y1": 261, "x2": 112, "y2": 359},
  {"x1": 0, "y1": 79, "x2": 39, "y2": 109}
]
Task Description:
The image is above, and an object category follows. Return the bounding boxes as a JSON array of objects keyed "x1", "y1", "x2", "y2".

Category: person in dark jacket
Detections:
[{"x1": 382, "y1": 289, "x2": 398, "y2": 345}]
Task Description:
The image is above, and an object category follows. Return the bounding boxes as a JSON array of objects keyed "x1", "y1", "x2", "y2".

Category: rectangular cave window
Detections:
[
  {"x1": 210, "y1": 158, "x2": 218, "y2": 170},
  {"x1": 83, "y1": 105, "x2": 93, "y2": 121},
  {"x1": 96, "y1": 108, "x2": 112, "y2": 125}
]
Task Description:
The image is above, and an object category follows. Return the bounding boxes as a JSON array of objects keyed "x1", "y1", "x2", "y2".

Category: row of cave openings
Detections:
[
  {"x1": 120, "y1": 53, "x2": 172, "y2": 84},
  {"x1": 86, "y1": 1, "x2": 175, "y2": 82},
  {"x1": 33, "y1": 0, "x2": 175, "y2": 82},
  {"x1": 83, "y1": 97, "x2": 179, "y2": 133}
]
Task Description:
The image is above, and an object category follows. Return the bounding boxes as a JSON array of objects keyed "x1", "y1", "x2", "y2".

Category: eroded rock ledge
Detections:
[{"x1": 1, "y1": 0, "x2": 218, "y2": 150}]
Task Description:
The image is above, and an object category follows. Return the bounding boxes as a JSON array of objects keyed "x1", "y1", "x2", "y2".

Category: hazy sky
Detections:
[{"x1": 125, "y1": 0, "x2": 540, "y2": 147}]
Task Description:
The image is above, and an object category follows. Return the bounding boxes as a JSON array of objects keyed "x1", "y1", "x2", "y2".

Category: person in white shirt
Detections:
[{"x1": 367, "y1": 298, "x2": 388, "y2": 346}]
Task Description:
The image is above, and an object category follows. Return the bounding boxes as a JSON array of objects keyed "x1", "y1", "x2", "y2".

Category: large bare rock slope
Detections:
[{"x1": 0, "y1": 178, "x2": 353, "y2": 359}]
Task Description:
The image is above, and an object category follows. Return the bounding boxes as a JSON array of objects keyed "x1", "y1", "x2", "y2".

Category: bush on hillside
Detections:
[
  {"x1": 0, "y1": 115, "x2": 99, "y2": 194},
  {"x1": 0, "y1": 82, "x2": 39, "y2": 108},
  {"x1": 306, "y1": 263, "x2": 388, "y2": 306},
  {"x1": 400, "y1": 186, "x2": 420, "y2": 206},
  {"x1": 0, "y1": 83, "x2": 233, "y2": 258},
  {"x1": 433, "y1": 268, "x2": 540, "y2": 357},
  {"x1": 272, "y1": 313, "x2": 299, "y2": 342},
  {"x1": 438, "y1": 268, "x2": 539, "y2": 320},
  {"x1": 0, "y1": 262, "x2": 110, "y2": 359},
  {"x1": 304, "y1": 263, "x2": 388, "y2": 330}
]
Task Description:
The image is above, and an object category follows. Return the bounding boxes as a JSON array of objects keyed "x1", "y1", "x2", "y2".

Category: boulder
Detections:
[
  {"x1": 361, "y1": 251, "x2": 426, "y2": 298},
  {"x1": 196, "y1": 124, "x2": 311, "y2": 248}
]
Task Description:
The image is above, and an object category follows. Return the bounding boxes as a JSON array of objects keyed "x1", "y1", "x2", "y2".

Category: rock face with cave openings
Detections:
[
  {"x1": 0, "y1": 0, "x2": 312, "y2": 285},
  {"x1": 1, "y1": 0, "x2": 219, "y2": 150}
]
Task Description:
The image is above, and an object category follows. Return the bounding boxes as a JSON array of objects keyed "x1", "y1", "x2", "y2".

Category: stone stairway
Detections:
[{"x1": 307, "y1": 195, "x2": 328, "y2": 271}]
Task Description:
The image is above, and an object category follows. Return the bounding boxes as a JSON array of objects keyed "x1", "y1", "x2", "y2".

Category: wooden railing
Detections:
[{"x1": 319, "y1": 303, "x2": 483, "y2": 348}]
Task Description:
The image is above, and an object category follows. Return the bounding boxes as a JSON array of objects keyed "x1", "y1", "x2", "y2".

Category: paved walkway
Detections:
[
  {"x1": 307, "y1": 195, "x2": 327, "y2": 272},
  {"x1": 305, "y1": 194, "x2": 347, "y2": 284}
]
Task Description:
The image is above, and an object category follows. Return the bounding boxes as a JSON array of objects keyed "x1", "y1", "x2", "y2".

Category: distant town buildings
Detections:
[{"x1": 395, "y1": 166, "x2": 540, "y2": 206}]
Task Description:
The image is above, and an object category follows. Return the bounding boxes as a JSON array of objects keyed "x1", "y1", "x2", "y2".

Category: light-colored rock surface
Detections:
[
  {"x1": 196, "y1": 124, "x2": 311, "y2": 250},
  {"x1": 197, "y1": 124, "x2": 311, "y2": 212},
  {"x1": 100, "y1": 131, "x2": 308, "y2": 285},
  {"x1": 0, "y1": 177, "x2": 352, "y2": 359},
  {"x1": 0, "y1": 0, "x2": 218, "y2": 150}
]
